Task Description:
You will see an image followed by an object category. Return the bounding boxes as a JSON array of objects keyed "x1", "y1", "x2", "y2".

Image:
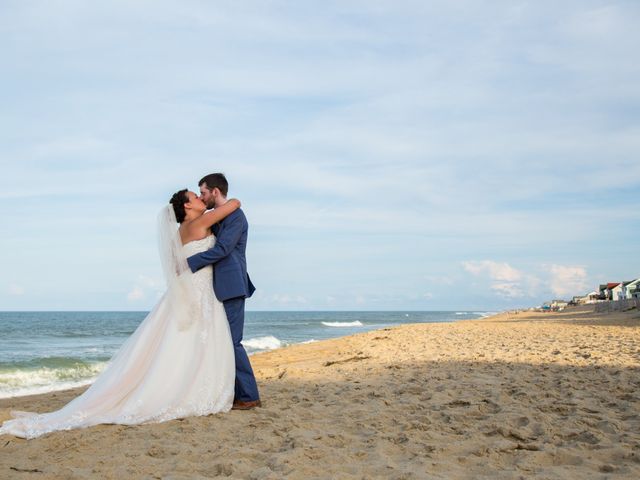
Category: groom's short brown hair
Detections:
[{"x1": 199, "y1": 173, "x2": 228, "y2": 196}]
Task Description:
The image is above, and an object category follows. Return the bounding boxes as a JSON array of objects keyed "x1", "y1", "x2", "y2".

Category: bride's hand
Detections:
[{"x1": 197, "y1": 198, "x2": 241, "y2": 229}]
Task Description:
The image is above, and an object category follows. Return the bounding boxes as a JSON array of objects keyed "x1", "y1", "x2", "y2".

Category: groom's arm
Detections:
[{"x1": 186, "y1": 211, "x2": 244, "y2": 273}]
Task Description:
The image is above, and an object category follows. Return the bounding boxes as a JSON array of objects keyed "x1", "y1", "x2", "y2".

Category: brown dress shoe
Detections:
[{"x1": 232, "y1": 399, "x2": 262, "y2": 410}]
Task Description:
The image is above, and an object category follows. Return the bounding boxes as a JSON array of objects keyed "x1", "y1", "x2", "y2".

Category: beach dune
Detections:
[{"x1": 1, "y1": 305, "x2": 639, "y2": 479}]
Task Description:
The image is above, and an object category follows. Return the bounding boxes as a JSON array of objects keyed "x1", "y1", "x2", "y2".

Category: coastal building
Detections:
[
  {"x1": 581, "y1": 279, "x2": 639, "y2": 305},
  {"x1": 572, "y1": 291, "x2": 600, "y2": 304},
  {"x1": 611, "y1": 283, "x2": 628, "y2": 301},
  {"x1": 599, "y1": 283, "x2": 621, "y2": 301},
  {"x1": 597, "y1": 284, "x2": 607, "y2": 300},
  {"x1": 625, "y1": 278, "x2": 640, "y2": 299},
  {"x1": 550, "y1": 299, "x2": 569, "y2": 310}
]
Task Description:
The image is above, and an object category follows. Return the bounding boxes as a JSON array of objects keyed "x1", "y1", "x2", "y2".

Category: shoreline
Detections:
[
  {"x1": 0, "y1": 304, "x2": 632, "y2": 404},
  {"x1": 0, "y1": 311, "x2": 490, "y2": 401},
  {"x1": 1, "y1": 305, "x2": 639, "y2": 479}
]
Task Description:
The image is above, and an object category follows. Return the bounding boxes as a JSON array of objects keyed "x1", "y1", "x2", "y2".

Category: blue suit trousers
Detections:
[{"x1": 223, "y1": 297, "x2": 260, "y2": 402}]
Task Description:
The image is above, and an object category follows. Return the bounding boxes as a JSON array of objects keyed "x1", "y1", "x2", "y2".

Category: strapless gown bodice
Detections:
[
  {"x1": 182, "y1": 235, "x2": 217, "y2": 306},
  {"x1": 182, "y1": 234, "x2": 216, "y2": 256}
]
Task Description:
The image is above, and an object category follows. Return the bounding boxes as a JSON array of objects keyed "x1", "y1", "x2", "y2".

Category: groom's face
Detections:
[{"x1": 199, "y1": 185, "x2": 217, "y2": 209}]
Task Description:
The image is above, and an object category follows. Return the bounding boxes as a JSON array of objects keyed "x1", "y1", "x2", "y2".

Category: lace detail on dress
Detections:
[
  {"x1": 0, "y1": 235, "x2": 235, "y2": 439},
  {"x1": 183, "y1": 236, "x2": 218, "y2": 317}
]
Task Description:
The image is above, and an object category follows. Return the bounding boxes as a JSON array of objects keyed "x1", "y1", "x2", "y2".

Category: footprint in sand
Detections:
[
  {"x1": 564, "y1": 430, "x2": 601, "y2": 445},
  {"x1": 478, "y1": 399, "x2": 501, "y2": 414}
]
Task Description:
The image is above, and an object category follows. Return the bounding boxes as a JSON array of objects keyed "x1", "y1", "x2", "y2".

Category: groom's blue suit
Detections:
[{"x1": 186, "y1": 208, "x2": 259, "y2": 402}]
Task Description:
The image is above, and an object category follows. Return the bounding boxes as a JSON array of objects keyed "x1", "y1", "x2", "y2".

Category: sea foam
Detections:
[
  {"x1": 0, "y1": 360, "x2": 108, "y2": 399},
  {"x1": 243, "y1": 335, "x2": 283, "y2": 351},
  {"x1": 321, "y1": 321, "x2": 364, "y2": 327}
]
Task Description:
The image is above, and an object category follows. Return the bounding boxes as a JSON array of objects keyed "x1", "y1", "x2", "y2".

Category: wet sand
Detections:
[{"x1": 1, "y1": 305, "x2": 639, "y2": 479}]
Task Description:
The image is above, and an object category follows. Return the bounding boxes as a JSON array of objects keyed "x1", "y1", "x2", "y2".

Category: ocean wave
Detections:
[
  {"x1": 455, "y1": 312, "x2": 468, "y2": 315},
  {"x1": 0, "y1": 379, "x2": 96, "y2": 399},
  {"x1": 0, "y1": 359, "x2": 108, "y2": 399},
  {"x1": 0, "y1": 356, "x2": 110, "y2": 372},
  {"x1": 244, "y1": 335, "x2": 283, "y2": 351},
  {"x1": 321, "y1": 321, "x2": 364, "y2": 327}
]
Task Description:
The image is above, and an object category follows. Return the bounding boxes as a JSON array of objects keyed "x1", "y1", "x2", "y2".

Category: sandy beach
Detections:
[{"x1": 1, "y1": 305, "x2": 639, "y2": 479}]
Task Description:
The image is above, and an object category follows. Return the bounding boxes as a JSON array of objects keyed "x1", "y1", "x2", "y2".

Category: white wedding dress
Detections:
[{"x1": 0, "y1": 235, "x2": 235, "y2": 439}]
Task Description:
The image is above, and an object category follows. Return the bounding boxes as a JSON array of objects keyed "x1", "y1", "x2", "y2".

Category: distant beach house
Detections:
[
  {"x1": 546, "y1": 299, "x2": 569, "y2": 311},
  {"x1": 611, "y1": 282, "x2": 628, "y2": 301},
  {"x1": 584, "y1": 278, "x2": 640, "y2": 314},
  {"x1": 572, "y1": 291, "x2": 599, "y2": 304},
  {"x1": 625, "y1": 278, "x2": 640, "y2": 299},
  {"x1": 539, "y1": 299, "x2": 569, "y2": 311},
  {"x1": 599, "y1": 283, "x2": 621, "y2": 301},
  {"x1": 593, "y1": 279, "x2": 640, "y2": 301}
]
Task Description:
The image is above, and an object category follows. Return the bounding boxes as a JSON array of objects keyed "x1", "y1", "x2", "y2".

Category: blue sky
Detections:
[{"x1": 1, "y1": 1, "x2": 638, "y2": 311}]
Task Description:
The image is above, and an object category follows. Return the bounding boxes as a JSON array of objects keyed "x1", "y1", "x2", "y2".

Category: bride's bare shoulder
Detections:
[{"x1": 178, "y1": 222, "x2": 210, "y2": 246}]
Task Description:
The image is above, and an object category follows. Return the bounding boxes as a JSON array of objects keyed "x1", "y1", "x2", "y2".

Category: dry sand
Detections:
[{"x1": 1, "y1": 305, "x2": 639, "y2": 479}]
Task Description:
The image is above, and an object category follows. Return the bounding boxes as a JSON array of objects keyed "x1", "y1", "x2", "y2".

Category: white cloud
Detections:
[
  {"x1": 127, "y1": 286, "x2": 144, "y2": 301},
  {"x1": 463, "y1": 260, "x2": 541, "y2": 299},
  {"x1": 137, "y1": 275, "x2": 162, "y2": 289},
  {"x1": 269, "y1": 294, "x2": 308, "y2": 306},
  {"x1": 462, "y1": 261, "x2": 522, "y2": 282},
  {"x1": 463, "y1": 260, "x2": 590, "y2": 300},
  {"x1": 8, "y1": 284, "x2": 25, "y2": 296},
  {"x1": 547, "y1": 264, "x2": 588, "y2": 298},
  {"x1": 490, "y1": 282, "x2": 523, "y2": 299},
  {"x1": 126, "y1": 275, "x2": 163, "y2": 303}
]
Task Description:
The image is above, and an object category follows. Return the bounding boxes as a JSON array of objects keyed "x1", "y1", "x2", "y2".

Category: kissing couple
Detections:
[{"x1": 0, "y1": 173, "x2": 260, "y2": 439}]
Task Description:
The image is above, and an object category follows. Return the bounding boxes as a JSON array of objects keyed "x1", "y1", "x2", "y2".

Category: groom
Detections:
[{"x1": 186, "y1": 173, "x2": 261, "y2": 410}]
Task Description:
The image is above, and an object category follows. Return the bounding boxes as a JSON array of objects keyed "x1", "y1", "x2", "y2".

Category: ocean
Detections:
[{"x1": 0, "y1": 310, "x2": 493, "y2": 399}]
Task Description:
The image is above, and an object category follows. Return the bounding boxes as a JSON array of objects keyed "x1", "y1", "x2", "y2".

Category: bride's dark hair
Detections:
[{"x1": 169, "y1": 189, "x2": 189, "y2": 223}]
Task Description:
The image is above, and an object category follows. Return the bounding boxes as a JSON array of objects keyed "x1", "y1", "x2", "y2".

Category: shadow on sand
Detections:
[{"x1": 1, "y1": 357, "x2": 639, "y2": 479}]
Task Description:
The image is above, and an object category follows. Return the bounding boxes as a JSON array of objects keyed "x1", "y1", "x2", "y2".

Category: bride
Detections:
[{"x1": 0, "y1": 190, "x2": 240, "y2": 439}]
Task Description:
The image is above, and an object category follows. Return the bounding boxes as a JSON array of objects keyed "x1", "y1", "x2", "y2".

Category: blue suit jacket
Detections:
[{"x1": 187, "y1": 208, "x2": 256, "y2": 302}]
